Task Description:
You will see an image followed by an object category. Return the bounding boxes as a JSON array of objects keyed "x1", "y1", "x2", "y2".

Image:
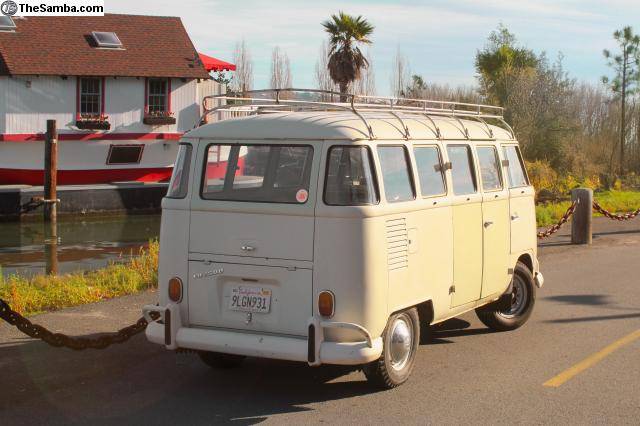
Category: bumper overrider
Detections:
[{"x1": 142, "y1": 304, "x2": 383, "y2": 366}]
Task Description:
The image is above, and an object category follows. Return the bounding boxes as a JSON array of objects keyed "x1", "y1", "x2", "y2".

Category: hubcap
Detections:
[
  {"x1": 389, "y1": 315, "x2": 413, "y2": 371},
  {"x1": 500, "y1": 275, "x2": 529, "y2": 318}
]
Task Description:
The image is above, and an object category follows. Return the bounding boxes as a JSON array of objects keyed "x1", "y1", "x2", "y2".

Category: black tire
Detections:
[
  {"x1": 476, "y1": 261, "x2": 536, "y2": 331},
  {"x1": 199, "y1": 351, "x2": 246, "y2": 369},
  {"x1": 363, "y1": 308, "x2": 420, "y2": 389}
]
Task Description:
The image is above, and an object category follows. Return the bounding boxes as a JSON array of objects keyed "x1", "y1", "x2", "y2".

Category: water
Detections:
[{"x1": 0, "y1": 215, "x2": 161, "y2": 277}]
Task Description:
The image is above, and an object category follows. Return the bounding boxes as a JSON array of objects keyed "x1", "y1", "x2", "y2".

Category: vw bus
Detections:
[{"x1": 143, "y1": 90, "x2": 543, "y2": 389}]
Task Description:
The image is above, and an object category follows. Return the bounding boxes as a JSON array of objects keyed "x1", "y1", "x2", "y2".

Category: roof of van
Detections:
[{"x1": 185, "y1": 111, "x2": 514, "y2": 142}]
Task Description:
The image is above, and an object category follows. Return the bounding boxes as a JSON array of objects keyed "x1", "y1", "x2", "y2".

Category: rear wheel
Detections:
[
  {"x1": 199, "y1": 351, "x2": 246, "y2": 369},
  {"x1": 476, "y1": 261, "x2": 536, "y2": 331},
  {"x1": 363, "y1": 308, "x2": 420, "y2": 389}
]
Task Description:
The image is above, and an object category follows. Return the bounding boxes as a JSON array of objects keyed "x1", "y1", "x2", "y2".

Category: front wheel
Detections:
[
  {"x1": 476, "y1": 261, "x2": 536, "y2": 331},
  {"x1": 363, "y1": 308, "x2": 420, "y2": 389}
]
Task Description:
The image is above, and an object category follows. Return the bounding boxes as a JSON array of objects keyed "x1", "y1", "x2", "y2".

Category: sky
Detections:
[{"x1": 108, "y1": 0, "x2": 640, "y2": 95}]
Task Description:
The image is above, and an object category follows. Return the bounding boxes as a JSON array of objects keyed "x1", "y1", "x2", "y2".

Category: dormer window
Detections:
[
  {"x1": 0, "y1": 16, "x2": 16, "y2": 32},
  {"x1": 91, "y1": 31, "x2": 123, "y2": 49}
]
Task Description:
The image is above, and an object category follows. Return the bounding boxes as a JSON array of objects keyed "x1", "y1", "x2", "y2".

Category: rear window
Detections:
[
  {"x1": 201, "y1": 144, "x2": 313, "y2": 203},
  {"x1": 166, "y1": 143, "x2": 192, "y2": 199},
  {"x1": 324, "y1": 146, "x2": 378, "y2": 205},
  {"x1": 503, "y1": 145, "x2": 529, "y2": 188}
]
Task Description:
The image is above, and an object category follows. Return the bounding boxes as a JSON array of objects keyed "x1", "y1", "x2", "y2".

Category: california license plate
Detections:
[{"x1": 229, "y1": 285, "x2": 272, "y2": 313}]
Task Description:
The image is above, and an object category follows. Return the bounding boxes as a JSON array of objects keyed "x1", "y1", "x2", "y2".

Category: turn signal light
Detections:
[
  {"x1": 168, "y1": 277, "x2": 183, "y2": 303},
  {"x1": 318, "y1": 291, "x2": 335, "y2": 318}
]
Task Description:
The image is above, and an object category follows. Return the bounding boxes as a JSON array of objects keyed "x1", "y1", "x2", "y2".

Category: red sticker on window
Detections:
[{"x1": 296, "y1": 189, "x2": 309, "y2": 203}]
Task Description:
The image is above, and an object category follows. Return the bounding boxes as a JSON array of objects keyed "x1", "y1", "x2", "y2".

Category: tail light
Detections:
[
  {"x1": 318, "y1": 291, "x2": 335, "y2": 318},
  {"x1": 168, "y1": 277, "x2": 183, "y2": 303}
]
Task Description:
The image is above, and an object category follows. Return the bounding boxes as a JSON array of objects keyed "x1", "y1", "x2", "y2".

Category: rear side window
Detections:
[
  {"x1": 201, "y1": 144, "x2": 313, "y2": 203},
  {"x1": 414, "y1": 146, "x2": 446, "y2": 197},
  {"x1": 377, "y1": 146, "x2": 415, "y2": 203},
  {"x1": 166, "y1": 144, "x2": 192, "y2": 199},
  {"x1": 476, "y1": 146, "x2": 503, "y2": 191},
  {"x1": 324, "y1": 146, "x2": 378, "y2": 205},
  {"x1": 447, "y1": 145, "x2": 477, "y2": 195},
  {"x1": 503, "y1": 145, "x2": 529, "y2": 188}
]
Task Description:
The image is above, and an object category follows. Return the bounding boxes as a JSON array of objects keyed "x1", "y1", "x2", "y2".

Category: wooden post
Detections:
[
  {"x1": 44, "y1": 223, "x2": 58, "y2": 275},
  {"x1": 44, "y1": 119, "x2": 57, "y2": 223},
  {"x1": 571, "y1": 188, "x2": 593, "y2": 245}
]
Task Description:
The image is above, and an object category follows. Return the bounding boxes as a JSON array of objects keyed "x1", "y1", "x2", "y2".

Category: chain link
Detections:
[
  {"x1": 592, "y1": 201, "x2": 640, "y2": 221},
  {"x1": 0, "y1": 298, "x2": 158, "y2": 350},
  {"x1": 537, "y1": 200, "x2": 579, "y2": 239}
]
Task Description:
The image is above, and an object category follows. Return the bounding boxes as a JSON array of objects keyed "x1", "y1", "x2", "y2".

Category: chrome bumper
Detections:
[
  {"x1": 142, "y1": 304, "x2": 382, "y2": 366},
  {"x1": 535, "y1": 271, "x2": 545, "y2": 288}
]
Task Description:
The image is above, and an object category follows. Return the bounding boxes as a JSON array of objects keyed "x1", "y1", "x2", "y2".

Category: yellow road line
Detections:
[{"x1": 544, "y1": 329, "x2": 640, "y2": 388}]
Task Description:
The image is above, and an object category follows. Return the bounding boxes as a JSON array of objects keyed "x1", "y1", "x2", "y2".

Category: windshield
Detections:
[{"x1": 201, "y1": 144, "x2": 314, "y2": 203}]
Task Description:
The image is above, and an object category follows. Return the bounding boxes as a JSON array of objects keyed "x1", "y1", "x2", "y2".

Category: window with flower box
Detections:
[
  {"x1": 76, "y1": 77, "x2": 110, "y2": 130},
  {"x1": 144, "y1": 78, "x2": 176, "y2": 125}
]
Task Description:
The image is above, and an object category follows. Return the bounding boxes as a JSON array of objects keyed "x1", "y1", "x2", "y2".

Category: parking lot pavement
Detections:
[{"x1": 1, "y1": 218, "x2": 639, "y2": 425}]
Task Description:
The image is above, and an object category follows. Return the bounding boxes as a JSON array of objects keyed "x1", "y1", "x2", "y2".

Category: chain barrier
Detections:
[
  {"x1": 537, "y1": 200, "x2": 579, "y2": 239},
  {"x1": 592, "y1": 201, "x2": 640, "y2": 221},
  {"x1": 0, "y1": 298, "x2": 158, "y2": 350}
]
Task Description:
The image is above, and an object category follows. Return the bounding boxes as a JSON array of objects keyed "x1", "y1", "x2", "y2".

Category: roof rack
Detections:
[{"x1": 199, "y1": 88, "x2": 514, "y2": 140}]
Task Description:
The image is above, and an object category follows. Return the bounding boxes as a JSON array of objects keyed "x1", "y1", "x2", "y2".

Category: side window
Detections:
[
  {"x1": 503, "y1": 145, "x2": 529, "y2": 188},
  {"x1": 377, "y1": 146, "x2": 415, "y2": 203},
  {"x1": 166, "y1": 143, "x2": 192, "y2": 199},
  {"x1": 476, "y1": 146, "x2": 503, "y2": 191},
  {"x1": 324, "y1": 146, "x2": 378, "y2": 205},
  {"x1": 446, "y1": 145, "x2": 477, "y2": 196},
  {"x1": 414, "y1": 146, "x2": 446, "y2": 197}
]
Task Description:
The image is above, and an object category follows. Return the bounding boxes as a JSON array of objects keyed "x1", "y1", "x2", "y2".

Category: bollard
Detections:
[
  {"x1": 44, "y1": 119, "x2": 58, "y2": 223},
  {"x1": 571, "y1": 188, "x2": 593, "y2": 245}
]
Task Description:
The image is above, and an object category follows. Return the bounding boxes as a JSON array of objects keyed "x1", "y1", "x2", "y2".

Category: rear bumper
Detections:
[{"x1": 142, "y1": 304, "x2": 382, "y2": 366}]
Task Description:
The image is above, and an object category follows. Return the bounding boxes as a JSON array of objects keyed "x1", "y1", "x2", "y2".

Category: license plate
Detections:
[{"x1": 229, "y1": 285, "x2": 272, "y2": 313}]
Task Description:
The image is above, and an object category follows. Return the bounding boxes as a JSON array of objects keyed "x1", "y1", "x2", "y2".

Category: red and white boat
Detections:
[{"x1": 0, "y1": 14, "x2": 235, "y2": 185}]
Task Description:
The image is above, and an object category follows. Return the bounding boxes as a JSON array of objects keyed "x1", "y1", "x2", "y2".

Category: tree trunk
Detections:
[
  {"x1": 620, "y1": 54, "x2": 627, "y2": 175},
  {"x1": 339, "y1": 82, "x2": 349, "y2": 103}
]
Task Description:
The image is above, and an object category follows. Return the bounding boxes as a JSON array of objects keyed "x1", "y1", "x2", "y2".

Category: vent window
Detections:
[
  {"x1": 107, "y1": 145, "x2": 144, "y2": 165},
  {"x1": 0, "y1": 16, "x2": 16, "y2": 32},
  {"x1": 91, "y1": 31, "x2": 123, "y2": 48}
]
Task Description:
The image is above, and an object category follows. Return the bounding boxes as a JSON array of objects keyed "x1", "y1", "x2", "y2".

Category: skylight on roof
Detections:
[
  {"x1": 0, "y1": 16, "x2": 17, "y2": 32},
  {"x1": 91, "y1": 31, "x2": 123, "y2": 48}
]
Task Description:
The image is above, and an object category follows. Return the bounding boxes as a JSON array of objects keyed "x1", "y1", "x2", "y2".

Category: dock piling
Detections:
[{"x1": 44, "y1": 119, "x2": 58, "y2": 223}]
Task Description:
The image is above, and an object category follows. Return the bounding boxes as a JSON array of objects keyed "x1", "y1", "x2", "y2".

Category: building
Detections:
[{"x1": 0, "y1": 14, "x2": 234, "y2": 185}]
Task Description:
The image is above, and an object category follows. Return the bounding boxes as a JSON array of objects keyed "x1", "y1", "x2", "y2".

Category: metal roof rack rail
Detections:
[{"x1": 199, "y1": 88, "x2": 512, "y2": 140}]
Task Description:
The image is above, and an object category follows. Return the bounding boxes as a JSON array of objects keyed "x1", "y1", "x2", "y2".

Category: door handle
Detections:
[
  {"x1": 241, "y1": 245, "x2": 255, "y2": 252},
  {"x1": 511, "y1": 214, "x2": 520, "y2": 221},
  {"x1": 484, "y1": 221, "x2": 494, "y2": 228}
]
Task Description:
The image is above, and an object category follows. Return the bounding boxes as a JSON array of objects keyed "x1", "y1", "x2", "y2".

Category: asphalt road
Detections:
[{"x1": 1, "y1": 218, "x2": 639, "y2": 425}]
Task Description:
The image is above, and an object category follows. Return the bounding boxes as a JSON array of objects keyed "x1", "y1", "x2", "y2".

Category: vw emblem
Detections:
[{"x1": 1, "y1": 1, "x2": 18, "y2": 16}]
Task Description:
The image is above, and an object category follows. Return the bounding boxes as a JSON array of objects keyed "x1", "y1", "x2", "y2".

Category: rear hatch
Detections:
[{"x1": 188, "y1": 142, "x2": 319, "y2": 337}]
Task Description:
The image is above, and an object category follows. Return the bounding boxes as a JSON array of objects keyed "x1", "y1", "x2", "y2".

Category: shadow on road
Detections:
[{"x1": 544, "y1": 312, "x2": 640, "y2": 324}]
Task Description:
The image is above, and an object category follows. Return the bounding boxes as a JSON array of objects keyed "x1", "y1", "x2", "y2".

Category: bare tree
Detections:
[
  {"x1": 232, "y1": 39, "x2": 254, "y2": 94},
  {"x1": 315, "y1": 41, "x2": 338, "y2": 99},
  {"x1": 390, "y1": 46, "x2": 410, "y2": 98},
  {"x1": 352, "y1": 49, "x2": 376, "y2": 96},
  {"x1": 270, "y1": 46, "x2": 292, "y2": 92}
]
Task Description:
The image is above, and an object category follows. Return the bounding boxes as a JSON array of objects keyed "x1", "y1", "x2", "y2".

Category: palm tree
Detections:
[{"x1": 322, "y1": 12, "x2": 374, "y2": 101}]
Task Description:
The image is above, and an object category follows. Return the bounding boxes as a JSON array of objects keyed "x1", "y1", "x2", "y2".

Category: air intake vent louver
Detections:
[{"x1": 386, "y1": 218, "x2": 408, "y2": 270}]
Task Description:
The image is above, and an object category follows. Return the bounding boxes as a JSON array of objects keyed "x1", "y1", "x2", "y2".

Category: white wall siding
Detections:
[
  {"x1": 1, "y1": 76, "x2": 76, "y2": 134},
  {"x1": 0, "y1": 75, "x2": 222, "y2": 135}
]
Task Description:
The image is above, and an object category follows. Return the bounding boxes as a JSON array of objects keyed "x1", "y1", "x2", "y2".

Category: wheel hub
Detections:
[
  {"x1": 389, "y1": 316, "x2": 413, "y2": 371},
  {"x1": 500, "y1": 275, "x2": 528, "y2": 318}
]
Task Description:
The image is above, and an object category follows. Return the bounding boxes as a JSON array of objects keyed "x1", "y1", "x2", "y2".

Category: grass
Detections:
[
  {"x1": 0, "y1": 240, "x2": 159, "y2": 316},
  {"x1": 536, "y1": 190, "x2": 640, "y2": 227}
]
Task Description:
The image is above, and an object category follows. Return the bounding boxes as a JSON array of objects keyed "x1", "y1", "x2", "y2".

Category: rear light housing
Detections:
[
  {"x1": 318, "y1": 290, "x2": 335, "y2": 318},
  {"x1": 168, "y1": 277, "x2": 183, "y2": 303}
]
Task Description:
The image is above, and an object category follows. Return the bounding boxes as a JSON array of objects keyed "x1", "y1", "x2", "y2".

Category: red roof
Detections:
[
  {"x1": 198, "y1": 53, "x2": 236, "y2": 72},
  {"x1": 0, "y1": 14, "x2": 210, "y2": 79}
]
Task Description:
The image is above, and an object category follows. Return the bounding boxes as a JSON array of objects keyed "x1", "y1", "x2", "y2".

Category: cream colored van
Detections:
[{"x1": 143, "y1": 90, "x2": 543, "y2": 389}]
